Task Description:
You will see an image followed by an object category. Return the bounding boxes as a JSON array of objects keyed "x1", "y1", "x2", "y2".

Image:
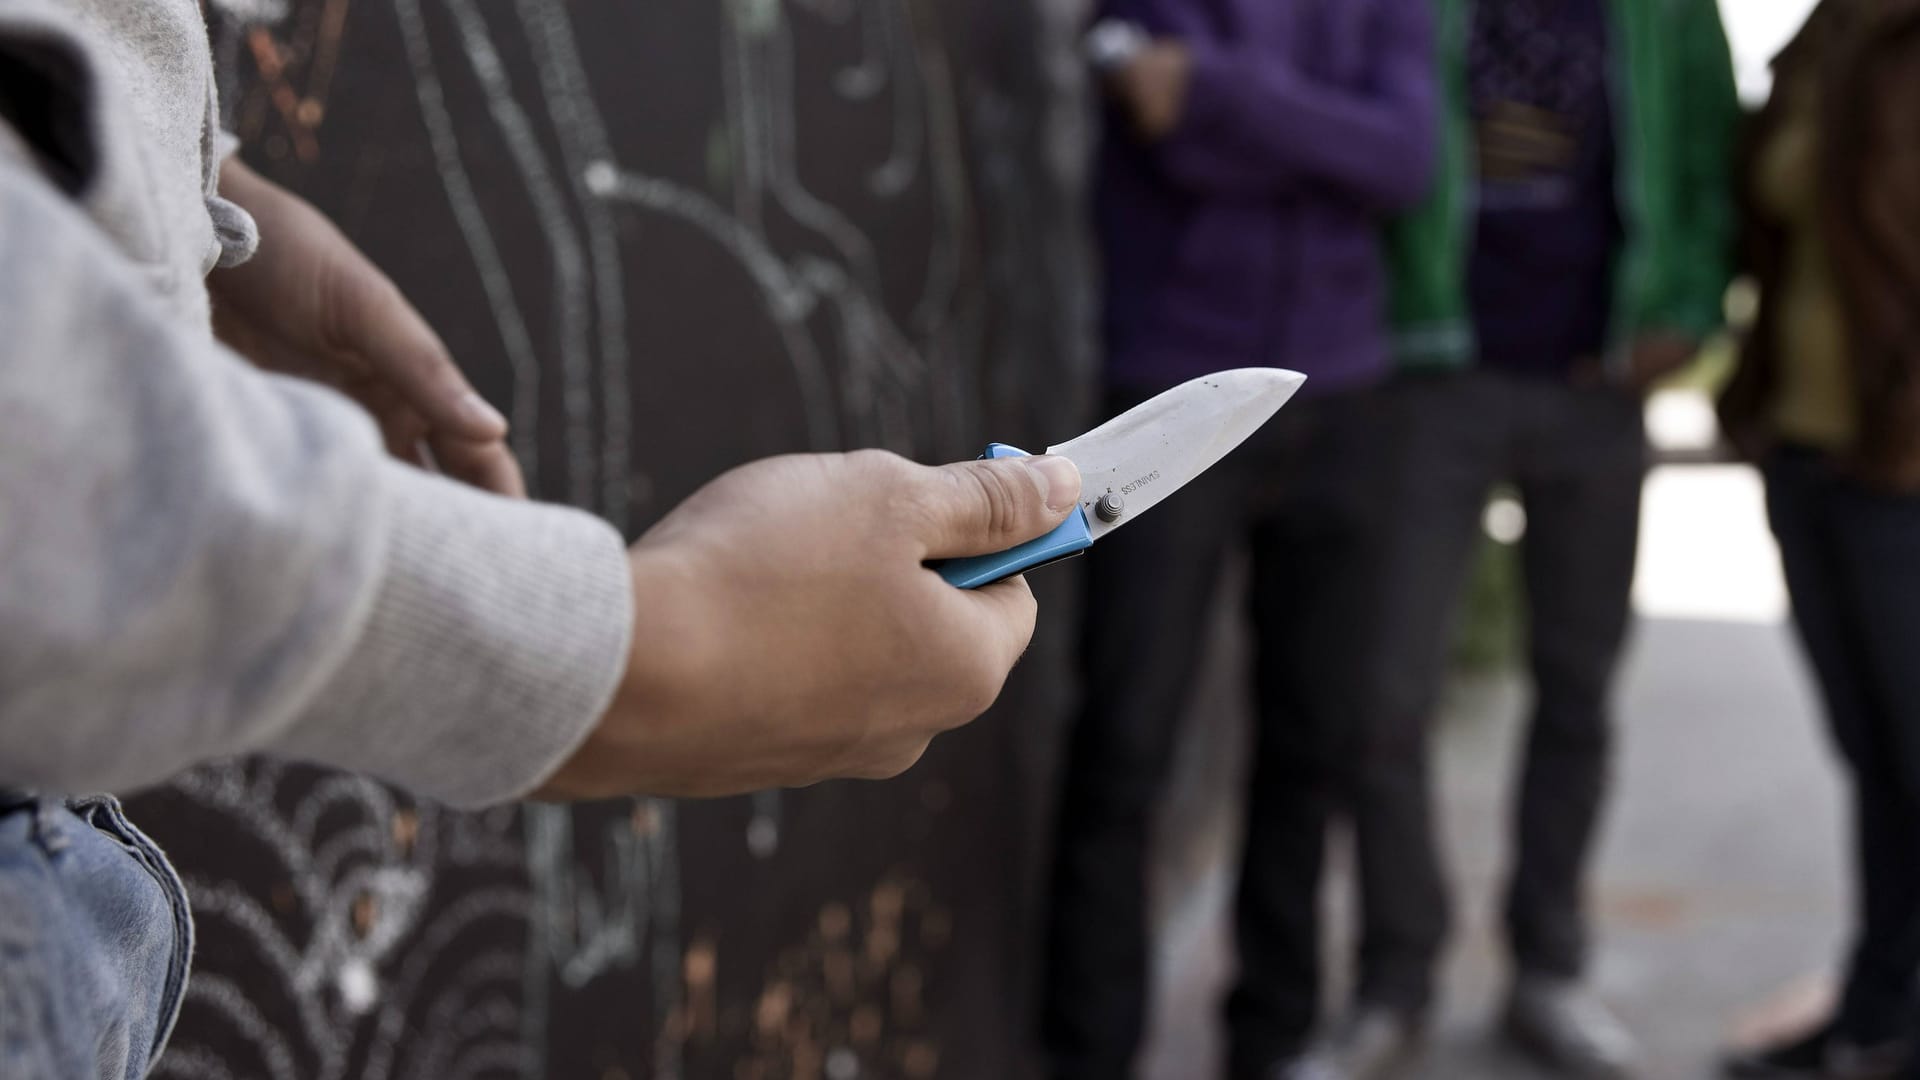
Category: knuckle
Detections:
[
  {"x1": 845, "y1": 450, "x2": 917, "y2": 523},
  {"x1": 955, "y1": 654, "x2": 1010, "y2": 720},
  {"x1": 411, "y1": 334, "x2": 458, "y2": 377},
  {"x1": 816, "y1": 711, "x2": 886, "y2": 783},
  {"x1": 963, "y1": 463, "x2": 1027, "y2": 544},
  {"x1": 846, "y1": 447, "x2": 903, "y2": 471},
  {"x1": 860, "y1": 742, "x2": 930, "y2": 781},
  {"x1": 1000, "y1": 578, "x2": 1040, "y2": 628},
  {"x1": 313, "y1": 264, "x2": 355, "y2": 350},
  {"x1": 316, "y1": 263, "x2": 390, "y2": 352}
]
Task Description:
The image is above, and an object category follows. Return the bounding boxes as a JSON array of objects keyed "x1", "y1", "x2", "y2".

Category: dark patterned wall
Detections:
[{"x1": 128, "y1": 2, "x2": 1092, "y2": 1077}]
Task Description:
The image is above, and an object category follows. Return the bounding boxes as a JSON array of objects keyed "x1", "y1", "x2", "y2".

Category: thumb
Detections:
[{"x1": 917, "y1": 454, "x2": 1082, "y2": 559}]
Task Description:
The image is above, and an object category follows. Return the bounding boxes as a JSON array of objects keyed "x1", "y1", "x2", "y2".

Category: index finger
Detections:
[
  {"x1": 427, "y1": 430, "x2": 529, "y2": 498},
  {"x1": 326, "y1": 263, "x2": 510, "y2": 442}
]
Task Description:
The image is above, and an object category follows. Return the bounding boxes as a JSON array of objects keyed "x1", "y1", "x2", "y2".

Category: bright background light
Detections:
[
  {"x1": 1720, "y1": 0, "x2": 1822, "y2": 102},
  {"x1": 1627, "y1": 1, "x2": 1824, "y2": 624}
]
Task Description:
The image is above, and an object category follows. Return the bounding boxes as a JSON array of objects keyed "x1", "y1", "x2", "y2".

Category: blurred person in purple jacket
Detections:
[{"x1": 1039, "y1": 2, "x2": 1438, "y2": 1078}]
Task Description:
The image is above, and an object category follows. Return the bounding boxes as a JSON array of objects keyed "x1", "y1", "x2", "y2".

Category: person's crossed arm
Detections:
[
  {"x1": 0, "y1": 144, "x2": 1078, "y2": 807},
  {"x1": 1096, "y1": 0, "x2": 1439, "y2": 212}
]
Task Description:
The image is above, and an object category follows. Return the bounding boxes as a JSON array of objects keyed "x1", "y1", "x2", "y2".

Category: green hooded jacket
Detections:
[{"x1": 1386, "y1": 0, "x2": 1742, "y2": 369}]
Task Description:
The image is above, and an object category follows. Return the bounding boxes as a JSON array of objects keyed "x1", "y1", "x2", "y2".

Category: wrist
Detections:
[
  {"x1": 279, "y1": 465, "x2": 634, "y2": 807},
  {"x1": 620, "y1": 543, "x2": 719, "y2": 723},
  {"x1": 536, "y1": 543, "x2": 716, "y2": 800}
]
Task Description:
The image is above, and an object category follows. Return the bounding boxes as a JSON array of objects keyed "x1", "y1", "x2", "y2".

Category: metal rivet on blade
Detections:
[{"x1": 1095, "y1": 493, "x2": 1124, "y2": 522}]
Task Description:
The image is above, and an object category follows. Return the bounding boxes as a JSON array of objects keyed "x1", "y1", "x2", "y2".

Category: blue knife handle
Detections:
[{"x1": 936, "y1": 443, "x2": 1095, "y2": 589}]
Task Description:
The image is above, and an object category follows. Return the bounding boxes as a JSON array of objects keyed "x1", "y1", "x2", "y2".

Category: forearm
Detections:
[
  {"x1": 276, "y1": 463, "x2": 633, "y2": 806},
  {"x1": 0, "y1": 153, "x2": 631, "y2": 806}
]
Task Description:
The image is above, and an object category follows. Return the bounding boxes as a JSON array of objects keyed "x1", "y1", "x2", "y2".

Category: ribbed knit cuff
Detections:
[{"x1": 270, "y1": 463, "x2": 634, "y2": 808}]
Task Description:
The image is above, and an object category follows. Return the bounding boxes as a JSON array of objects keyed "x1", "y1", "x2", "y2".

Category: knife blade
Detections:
[{"x1": 937, "y1": 367, "x2": 1306, "y2": 588}]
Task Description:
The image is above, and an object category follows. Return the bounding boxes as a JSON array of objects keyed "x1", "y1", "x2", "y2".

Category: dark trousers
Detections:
[
  {"x1": 1041, "y1": 388, "x2": 1389, "y2": 1080},
  {"x1": 1354, "y1": 369, "x2": 1645, "y2": 1012},
  {"x1": 1766, "y1": 447, "x2": 1920, "y2": 1046}
]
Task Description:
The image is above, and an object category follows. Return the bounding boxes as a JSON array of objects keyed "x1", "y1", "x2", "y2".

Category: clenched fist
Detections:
[{"x1": 537, "y1": 449, "x2": 1082, "y2": 799}]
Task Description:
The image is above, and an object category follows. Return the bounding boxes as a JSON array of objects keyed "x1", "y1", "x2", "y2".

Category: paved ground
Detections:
[{"x1": 1140, "y1": 465, "x2": 1854, "y2": 1080}]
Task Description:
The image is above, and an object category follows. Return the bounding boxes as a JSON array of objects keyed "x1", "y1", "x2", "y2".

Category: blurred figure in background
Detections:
[
  {"x1": 1719, "y1": 2, "x2": 1920, "y2": 1076},
  {"x1": 1345, "y1": 0, "x2": 1738, "y2": 1076},
  {"x1": 1040, "y1": 2, "x2": 1436, "y2": 1078}
]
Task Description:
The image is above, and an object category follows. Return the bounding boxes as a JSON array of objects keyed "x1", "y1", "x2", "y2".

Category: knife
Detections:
[{"x1": 937, "y1": 367, "x2": 1307, "y2": 589}]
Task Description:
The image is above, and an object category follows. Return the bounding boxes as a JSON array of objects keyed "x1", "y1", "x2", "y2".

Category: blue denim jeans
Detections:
[{"x1": 0, "y1": 793, "x2": 191, "y2": 1080}]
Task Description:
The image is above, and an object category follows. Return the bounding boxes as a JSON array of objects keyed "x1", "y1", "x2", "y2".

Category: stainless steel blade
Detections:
[{"x1": 1048, "y1": 368, "x2": 1306, "y2": 540}]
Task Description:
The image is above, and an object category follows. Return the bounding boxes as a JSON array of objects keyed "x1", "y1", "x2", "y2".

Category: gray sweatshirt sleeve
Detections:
[{"x1": 0, "y1": 149, "x2": 634, "y2": 808}]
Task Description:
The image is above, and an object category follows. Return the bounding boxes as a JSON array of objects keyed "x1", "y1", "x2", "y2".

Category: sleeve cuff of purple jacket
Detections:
[
  {"x1": 1169, "y1": 38, "x2": 1240, "y2": 147},
  {"x1": 267, "y1": 462, "x2": 635, "y2": 809}
]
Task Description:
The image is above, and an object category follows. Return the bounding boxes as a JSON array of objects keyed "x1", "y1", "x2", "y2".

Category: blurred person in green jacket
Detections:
[{"x1": 1324, "y1": 1, "x2": 1739, "y2": 1077}]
